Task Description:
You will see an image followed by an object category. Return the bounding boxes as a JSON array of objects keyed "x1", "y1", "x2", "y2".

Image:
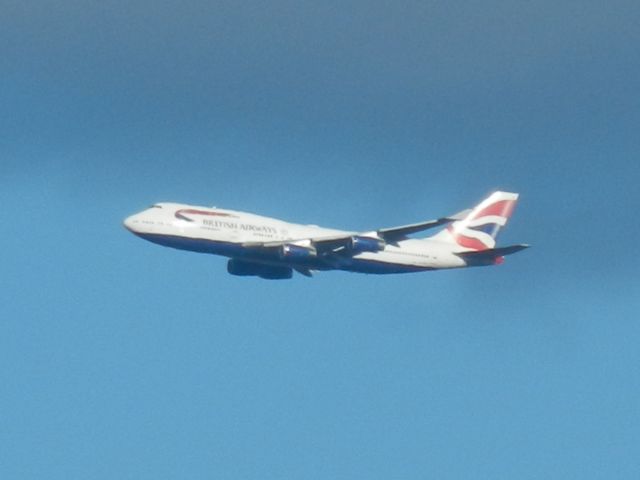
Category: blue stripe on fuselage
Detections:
[{"x1": 133, "y1": 232, "x2": 245, "y2": 257}]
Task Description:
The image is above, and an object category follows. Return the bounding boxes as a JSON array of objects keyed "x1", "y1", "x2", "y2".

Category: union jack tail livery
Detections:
[{"x1": 431, "y1": 191, "x2": 519, "y2": 251}]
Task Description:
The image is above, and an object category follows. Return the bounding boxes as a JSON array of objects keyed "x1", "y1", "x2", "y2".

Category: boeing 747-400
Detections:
[{"x1": 123, "y1": 191, "x2": 528, "y2": 279}]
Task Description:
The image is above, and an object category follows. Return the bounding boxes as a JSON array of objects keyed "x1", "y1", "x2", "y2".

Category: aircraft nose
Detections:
[{"x1": 123, "y1": 215, "x2": 137, "y2": 232}]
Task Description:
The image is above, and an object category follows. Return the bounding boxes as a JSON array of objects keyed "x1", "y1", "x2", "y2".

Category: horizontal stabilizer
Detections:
[{"x1": 456, "y1": 244, "x2": 530, "y2": 265}]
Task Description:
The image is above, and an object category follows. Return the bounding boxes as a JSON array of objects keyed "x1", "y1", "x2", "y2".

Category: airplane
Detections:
[{"x1": 123, "y1": 191, "x2": 529, "y2": 279}]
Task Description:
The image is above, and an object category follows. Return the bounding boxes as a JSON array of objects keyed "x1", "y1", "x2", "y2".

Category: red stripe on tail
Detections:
[{"x1": 474, "y1": 200, "x2": 516, "y2": 219}]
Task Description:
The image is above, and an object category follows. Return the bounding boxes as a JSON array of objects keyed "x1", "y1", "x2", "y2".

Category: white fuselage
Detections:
[{"x1": 123, "y1": 203, "x2": 467, "y2": 275}]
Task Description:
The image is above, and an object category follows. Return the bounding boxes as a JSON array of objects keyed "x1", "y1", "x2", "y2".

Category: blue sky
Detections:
[{"x1": 2, "y1": 1, "x2": 639, "y2": 478}]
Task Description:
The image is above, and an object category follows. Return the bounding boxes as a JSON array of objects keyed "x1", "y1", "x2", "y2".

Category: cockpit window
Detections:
[{"x1": 149, "y1": 204, "x2": 163, "y2": 209}]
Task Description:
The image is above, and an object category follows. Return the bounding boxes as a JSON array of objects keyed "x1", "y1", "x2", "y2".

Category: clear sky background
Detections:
[{"x1": 2, "y1": 1, "x2": 639, "y2": 478}]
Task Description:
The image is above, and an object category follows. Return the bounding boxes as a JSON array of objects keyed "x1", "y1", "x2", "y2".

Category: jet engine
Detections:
[
  {"x1": 258, "y1": 265, "x2": 293, "y2": 280},
  {"x1": 279, "y1": 243, "x2": 317, "y2": 259},
  {"x1": 348, "y1": 235, "x2": 386, "y2": 253},
  {"x1": 227, "y1": 258, "x2": 262, "y2": 276},
  {"x1": 227, "y1": 259, "x2": 292, "y2": 279}
]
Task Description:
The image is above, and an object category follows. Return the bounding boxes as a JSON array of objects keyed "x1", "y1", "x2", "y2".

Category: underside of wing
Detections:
[
  {"x1": 242, "y1": 235, "x2": 371, "y2": 256},
  {"x1": 242, "y1": 235, "x2": 350, "y2": 252}
]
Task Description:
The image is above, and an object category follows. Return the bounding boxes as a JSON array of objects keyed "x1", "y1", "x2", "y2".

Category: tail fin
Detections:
[{"x1": 431, "y1": 191, "x2": 519, "y2": 251}]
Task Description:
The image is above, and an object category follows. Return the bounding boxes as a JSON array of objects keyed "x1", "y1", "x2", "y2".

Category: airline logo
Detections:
[{"x1": 448, "y1": 192, "x2": 518, "y2": 250}]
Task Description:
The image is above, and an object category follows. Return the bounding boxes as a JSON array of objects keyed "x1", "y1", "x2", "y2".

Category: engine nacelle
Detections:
[
  {"x1": 227, "y1": 258, "x2": 263, "y2": 276},
  {"x1": 349, "y1": 235, "x2": 386, "y2": 253},
  {"x1": 279, "y1": 243, "x2": 317, "y2": 259},
  {"x1": 258, "y1": 265, "x2": 293, "y2": 280},
  {"x1": 227, "y1": 259, "x2": 292, "y2": 279}
]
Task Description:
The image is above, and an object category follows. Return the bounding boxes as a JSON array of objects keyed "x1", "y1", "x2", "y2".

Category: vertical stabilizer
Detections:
[{"x1": 430, "y1": 191, "x2": 519, "y2": 251}]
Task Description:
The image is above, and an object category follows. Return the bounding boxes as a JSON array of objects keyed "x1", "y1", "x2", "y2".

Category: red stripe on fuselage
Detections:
[{"x1": 175, "y1": 209, "x2": 237, "y2": 221}]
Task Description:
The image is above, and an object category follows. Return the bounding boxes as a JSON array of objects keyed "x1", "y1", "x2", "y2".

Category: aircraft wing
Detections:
[
  {"x1": 242, "y1": 234, "x2": 356, "y2": 253},
  {"x1": 377, "y1": 209, "x2": 470, "y2": 242},
  {"x1": 241, "y1": 209, "x2": 471, "y2": 254}
]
